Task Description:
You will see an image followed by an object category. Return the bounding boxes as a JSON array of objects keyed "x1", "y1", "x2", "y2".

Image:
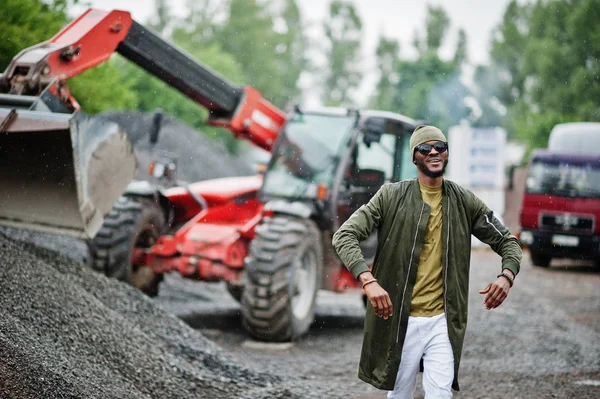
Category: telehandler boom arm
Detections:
[{"x1": 0, "y1": 8, "x2": 285, "y2": 151}]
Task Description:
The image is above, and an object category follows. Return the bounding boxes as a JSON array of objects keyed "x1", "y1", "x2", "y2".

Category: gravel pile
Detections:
[
  {"x1": 101, "y1": 110, "x2": 254, "y2": 183},
  {"x1": 0, "y1": 112, "x2": 291, "y2": 398},
  {"x1": 0, "y1": 231, "x2": 296, "y2": 399}
]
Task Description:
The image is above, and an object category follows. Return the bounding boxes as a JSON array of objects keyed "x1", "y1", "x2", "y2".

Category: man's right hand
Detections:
[
  {"x1": 359, "y1": 272, "x2": 393, "y2": 319},
  {"x1": 365, "y1": 283, "x2": 393, "y2": 319}
]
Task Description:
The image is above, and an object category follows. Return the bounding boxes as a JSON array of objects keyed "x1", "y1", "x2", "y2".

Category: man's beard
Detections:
[{"x1": 415, "y1": 158, "x2": 448, "y2": 178}]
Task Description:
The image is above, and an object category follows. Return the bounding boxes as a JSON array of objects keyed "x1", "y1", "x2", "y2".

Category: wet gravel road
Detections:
[
  {"x1": 2, "y1": 224, "x2": 598, "y2": 398},
  {"x1": 157, "y1": 249, "x2": 600, "y2": 399}
]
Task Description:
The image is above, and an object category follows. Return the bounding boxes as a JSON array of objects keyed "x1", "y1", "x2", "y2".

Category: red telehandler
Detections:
[{"x1": 0, "y1": 8, "x2": 419, "y2": 341}]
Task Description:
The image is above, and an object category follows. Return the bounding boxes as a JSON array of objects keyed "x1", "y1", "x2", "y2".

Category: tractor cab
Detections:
[
  {"x1": 260, "y1": 109, "x2": 356, "y2": 204},
  {"x1": 260, "y1": 108, "x2": 417, "y2": 229}
]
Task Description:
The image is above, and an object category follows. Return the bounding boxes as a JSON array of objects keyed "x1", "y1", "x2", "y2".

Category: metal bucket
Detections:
[{"x1": 0, "y1": 109, "x2": 137, "y2": 238}]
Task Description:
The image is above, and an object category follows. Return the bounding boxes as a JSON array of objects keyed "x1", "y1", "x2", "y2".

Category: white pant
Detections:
[{"x1": 387, "y1": 313, "x2": 454, "y2": 399}]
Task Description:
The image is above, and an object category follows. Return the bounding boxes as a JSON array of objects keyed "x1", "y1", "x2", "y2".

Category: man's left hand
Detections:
[{"x1": 478, "y1": 274, "x2": 511, "y2": 310}]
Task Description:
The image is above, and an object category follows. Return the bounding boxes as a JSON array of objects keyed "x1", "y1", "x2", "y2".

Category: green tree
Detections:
[
  {"x1": 424, "y1": 5, "x2": 450, "y2": 54},
  {"x1": 273, "y1": 0, "x2": 307, "y2": 106},
  {"x1": 470, "y1": 65, "x2": 504, "y2": 128},
  {"x1": 214, "y1": 0, "x2": 305, "y2": 107},
  {"x1": 393, "y1": 55, "x2": 469, "y2": 131},
  {"x1": 453, "y1": 29, "x2": 468, "y2": 66},
  {"x1": 370, "y1": 36, "x2": 400, "y2": 110},
  {"x1": 68, "y1": 61, "x2": 138, "y2": 113},
  {"x1": 1, "y1": 0, "x2": 137, "y2": 114},
  {"x1": 488, "y1": 1, "x2": 532, "y2": 109},
  {"x1": 322, "y1": 0, "x2": 363, "y2": 106},
  {"x1": 372, "y1": 6, "x2": 470, "y2": 131},
  {"x1": 174, "y1": 0, "x2": 229, "y2": 45},
  {"x1": 482, "y1": 0, "x2": 600, "y2": 150},
  {"x1": 470, "y1": 2, "x2": 524, "y2": 129},
  {"x1": 0, "y1": 0, "x2": 69, "y2": 70}
]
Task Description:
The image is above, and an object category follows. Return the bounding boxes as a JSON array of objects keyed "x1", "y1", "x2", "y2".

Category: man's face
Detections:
[{"x1": 413, "y1": 140, "x2": 449, "y2": 178}]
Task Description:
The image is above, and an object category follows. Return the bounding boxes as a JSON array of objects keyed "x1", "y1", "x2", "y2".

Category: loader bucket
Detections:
[{"x1": 0, "y1": 109, "x2": 137, "y2": 238}]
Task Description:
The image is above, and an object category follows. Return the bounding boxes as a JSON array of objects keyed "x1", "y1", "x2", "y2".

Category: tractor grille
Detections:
[{"x1": 540, "y1": 213, "x2": 594, "y2": 233}]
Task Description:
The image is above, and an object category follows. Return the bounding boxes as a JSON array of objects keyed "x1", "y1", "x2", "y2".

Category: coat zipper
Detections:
[
  {"x1": 444, "y1": 200, "x2": 450, "y2": 319},
  {"x1": 396, "y1": 202, "x2": 426, "y2": 343}
]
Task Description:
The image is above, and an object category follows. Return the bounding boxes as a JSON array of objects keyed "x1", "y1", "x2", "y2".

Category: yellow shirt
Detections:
[{"x1": 410, "y1": 182, "x2": 444, "y2": 316}]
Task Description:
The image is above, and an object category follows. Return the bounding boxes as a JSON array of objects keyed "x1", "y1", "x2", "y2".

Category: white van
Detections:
[{"x1": 548, "y1": 122, "x2": 600, "y2": 153}]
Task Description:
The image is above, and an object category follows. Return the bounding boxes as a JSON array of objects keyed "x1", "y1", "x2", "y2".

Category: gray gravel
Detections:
[
  {"x1": 157, "y1": 250, "x2": 600, "y2": 399},
  {"x1": 454, "y1": 251, "x2": 600, "y2": 398},
  {"x1": 2, "y1": 232, "x2": 599, "y2": 398},
  {"x1": 0, "y1": 111, "x2": 288, "y2": 399},
  {"x1": 101, "y1": 110, "x2": 254, "y2": 183},
  {"x1": 0, "y1": 230, "x2": 297, "y2": 399},
  {"x1": 3, "y1": 111, "x2": 599, "y2": 398}
]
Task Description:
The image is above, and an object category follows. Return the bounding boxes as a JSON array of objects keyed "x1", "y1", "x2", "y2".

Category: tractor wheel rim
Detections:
[
  {"x1": 291, "y1": 249, "x2": 317, "y2": 320},
  {"x1": 132, "y1": 266, "x2": 156, "y2": 291},
  {"x1": 131, "y1": 224, "x2": 157, "y2": 291}
]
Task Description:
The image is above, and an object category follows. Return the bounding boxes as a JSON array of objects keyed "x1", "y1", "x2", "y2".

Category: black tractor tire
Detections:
[
  {"x1": 86, "y1": 196, "x2": 166, "y2": 297},
  {"x1": 241, "y1": 215, "x2": 323, "y2": 342},
  {"x1": 530, "y1": 250, "x2": 551, "y2": 268}
]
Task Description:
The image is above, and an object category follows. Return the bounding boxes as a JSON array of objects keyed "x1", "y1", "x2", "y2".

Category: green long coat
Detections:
[{"x1": 332, "y1": 179, "x2": 522, "y2": 391}]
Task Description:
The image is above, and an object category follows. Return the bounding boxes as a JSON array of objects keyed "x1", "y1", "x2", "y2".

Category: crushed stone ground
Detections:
[
  {"x1": 0, "y1": 232, "x2": 297, "y2": 399},
  {"x1": 2, "y1": 112, "x2": 599, "y2": 398}
]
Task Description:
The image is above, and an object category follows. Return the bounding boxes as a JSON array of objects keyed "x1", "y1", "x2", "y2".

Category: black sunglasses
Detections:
[{"x1": 415, "y1": 142, "x2": 448, "y2": 156}]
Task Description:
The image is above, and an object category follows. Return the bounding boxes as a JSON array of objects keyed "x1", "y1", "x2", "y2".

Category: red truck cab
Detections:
[{"x1": 519, "y1": 150, "x2": 600, "y2": 267}]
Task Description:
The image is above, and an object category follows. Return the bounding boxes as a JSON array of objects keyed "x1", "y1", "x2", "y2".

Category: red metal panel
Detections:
[
  {"x1": 521, "y1": 193, "x2": 600, "y2": 234},
  {"x1": 166, "y1": 175, "x2": 263, "y2": 222},
  {"x1": 44, "y1": 9, "x2": 133, "y2": 80},
  {"x1": 136, "y1": 188, "x2": 265, "y2": 282},
  {"x1": 3, "y1": 8, "x2": 132, "y2": 110},
  {"x1": 209, "y1": 86, "x2": 286, "y2": 152}
]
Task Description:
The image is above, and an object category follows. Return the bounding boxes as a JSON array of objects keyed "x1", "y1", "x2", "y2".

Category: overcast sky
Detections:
[{"x1": 74, "y1": 0, "x2": 515, "y2": 105}]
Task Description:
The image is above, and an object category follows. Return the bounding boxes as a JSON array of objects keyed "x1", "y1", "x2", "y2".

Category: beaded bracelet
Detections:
[
  {"x1": 362, "y1": 278, "x2": 378, "y2": 289},
  {"x1": 497, "y1": 273, "x2": 514, "y2": 288}
]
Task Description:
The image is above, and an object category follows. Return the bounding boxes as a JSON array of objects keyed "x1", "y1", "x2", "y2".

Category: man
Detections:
[{"x1": 332, "y1": 125, "x2": 522, "y2": 398}]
